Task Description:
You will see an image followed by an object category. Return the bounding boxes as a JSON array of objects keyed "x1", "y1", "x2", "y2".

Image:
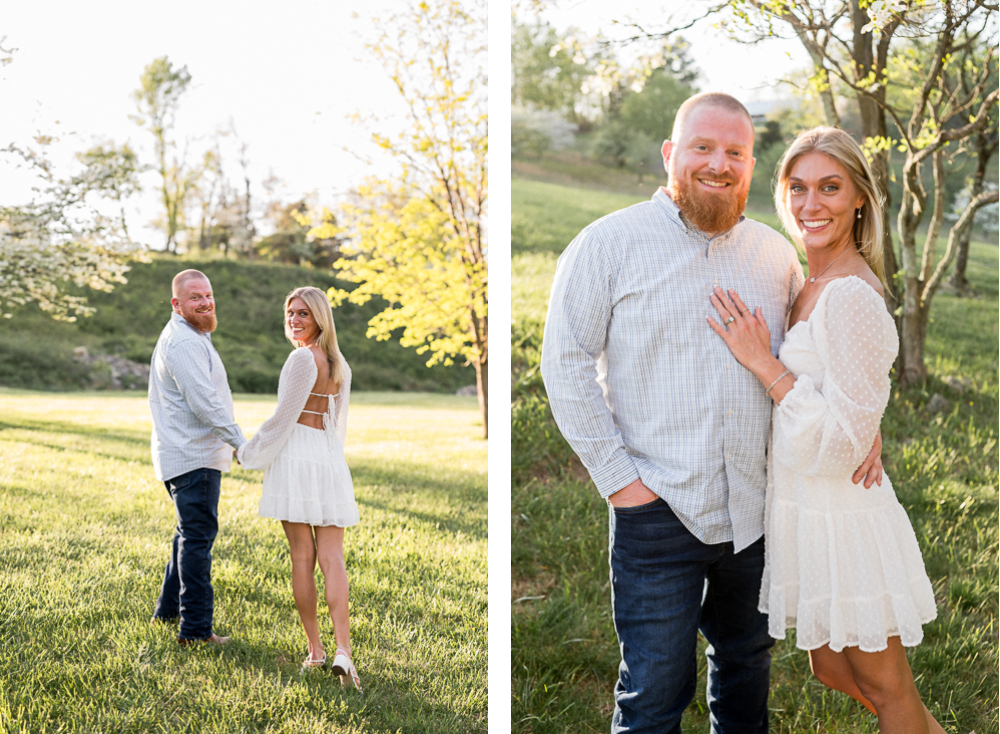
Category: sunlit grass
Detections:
[
  {"x1": 511, "y1": 176, "x2": 998, "y2": 734},
  {"x1": 0, "y1": 391, "x2": 486, "y2": 733}
]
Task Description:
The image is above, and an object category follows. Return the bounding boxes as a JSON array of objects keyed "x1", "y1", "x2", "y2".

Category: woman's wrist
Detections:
[{"x1": 749, "y1": 356, "x2": 784, "y2": 385}]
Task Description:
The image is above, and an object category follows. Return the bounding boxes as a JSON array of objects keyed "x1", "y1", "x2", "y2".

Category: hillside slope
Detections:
[{"x1": 0, "y1": 259, "x2": 474, "y2": 393}]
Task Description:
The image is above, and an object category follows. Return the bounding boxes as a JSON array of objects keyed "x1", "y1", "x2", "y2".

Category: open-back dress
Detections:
[{"x1": 237, "y1": 347, "x2": 359, "y2": 527}]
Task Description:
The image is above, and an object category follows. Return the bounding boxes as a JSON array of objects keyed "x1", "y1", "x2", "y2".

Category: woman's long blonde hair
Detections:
[
  {"x1": 774, "y1": 126, "x2": 887, "y2": 287},
  {"x1": 284, "y1": 286, "x2": 348, "y2": 388}
]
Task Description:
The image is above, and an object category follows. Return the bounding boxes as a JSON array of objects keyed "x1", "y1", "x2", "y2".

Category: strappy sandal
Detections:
[
  {"x1": 300, "y1": 651, "x2": 327, "y2": 673},
  {"x1": 331, "y1": 648, "x2": 362, "y2": 692}
]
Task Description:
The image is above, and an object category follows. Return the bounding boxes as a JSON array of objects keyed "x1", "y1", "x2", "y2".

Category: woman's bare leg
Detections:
[
  {"x1": 314, "y1": 525, "x2": 351, "y2": 657},
  {"x1": 841, "y1": 637, "x2": 939, "y2": 734},
  {"x1": 281, "y1": 521, "x2": 324, "y2": 660},
  {"x1": 808, "y1": 645, "x2": 877, "y2": 714}
]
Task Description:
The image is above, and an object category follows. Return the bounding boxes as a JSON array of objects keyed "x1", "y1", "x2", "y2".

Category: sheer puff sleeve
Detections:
[
  {"x1": 773, "y1": 276, "x2": 898, "y2": 476},
  {"x1": 237, "y1": 348, "x2": 317, "y2": 471}
]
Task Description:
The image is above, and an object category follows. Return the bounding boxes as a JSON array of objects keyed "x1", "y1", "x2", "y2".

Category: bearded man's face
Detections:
[
  {"x1": 663, "y1": 105, "x2": 755, "y2": 235},
  {"x1": 172, "y1": 277, "x2": 217, "y2": 333}
]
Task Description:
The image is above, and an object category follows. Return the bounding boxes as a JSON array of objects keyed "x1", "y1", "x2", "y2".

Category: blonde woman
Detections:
[
  {"x1": 707, "y1": 128, "x2": 942, "y2": 733},
  {"x1": 237, "y1": 286, "x2": 361, "y2": 687}
]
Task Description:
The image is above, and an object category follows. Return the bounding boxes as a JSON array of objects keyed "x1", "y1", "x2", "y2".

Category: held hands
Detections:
[
  {"x1": 233, "y1": 448, "x2": 241, "y2": 466},
  {"x1": 707, "y1": 287, "x2": 773, "y2": 373}
]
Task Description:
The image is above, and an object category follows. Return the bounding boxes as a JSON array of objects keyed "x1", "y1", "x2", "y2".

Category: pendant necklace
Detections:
[{"x1": 809, "y1": 248, "x2": 854, "y2": 283}]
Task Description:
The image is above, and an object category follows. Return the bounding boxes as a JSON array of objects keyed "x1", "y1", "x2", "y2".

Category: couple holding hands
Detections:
[
  {"x1": 147, "y1": 272, "x2": 361, "y2": 689},
  {"x1": 541, "y1": 93, "x2": 943, "y2": 733}
]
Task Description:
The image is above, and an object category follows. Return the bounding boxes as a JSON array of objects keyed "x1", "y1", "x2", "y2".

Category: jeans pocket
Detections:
[
  {"x1": 612, "y1": 497, "x2": 666, "y2": 515},
  {"x1": 166, "y1": 470, "x2": 197, "y2": 494}
]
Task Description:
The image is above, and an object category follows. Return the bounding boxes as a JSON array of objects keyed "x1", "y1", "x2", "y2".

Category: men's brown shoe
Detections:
[{"x1": 178, "y1": 633, "x2": 230, "y2": 647}]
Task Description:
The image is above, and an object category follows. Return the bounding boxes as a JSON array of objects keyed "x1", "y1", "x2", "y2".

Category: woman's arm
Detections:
[
  {"x1": 709, "y1": 281, "x2": 893, "y2": 480},
  {"x1": 237, "y1": 348, "x2": 316, "y2": 470},
  {"x1": 706, "y1": 286, "x2": 795, "y2": 404}
]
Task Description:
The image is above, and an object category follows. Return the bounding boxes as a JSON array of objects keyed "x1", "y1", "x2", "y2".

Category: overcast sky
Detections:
[{"x1": 1, "y1": 0, "x2": 415, "y2": 247}]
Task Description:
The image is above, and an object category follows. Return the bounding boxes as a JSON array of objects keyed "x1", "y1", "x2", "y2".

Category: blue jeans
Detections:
[
  {"x1": 153, "y1": 468, "x2": 221, "y2": 641},
  {"x1": 609, "y1": 498, "x2": 773, "y2": 734}
]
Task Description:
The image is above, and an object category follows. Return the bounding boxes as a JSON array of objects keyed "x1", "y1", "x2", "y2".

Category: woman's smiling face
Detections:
[
  {"x1": 786, "y1": 151, "x2": 866, "y2": 252},
  {"x1": 287, "y1": 297, "x2": 319, "y2": 344}
]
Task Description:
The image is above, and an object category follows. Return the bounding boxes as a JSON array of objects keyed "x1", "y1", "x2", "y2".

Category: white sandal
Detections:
[
  {"x1": 300, "y1": 651, "x2": 327, "y2": 673},
  {"x1": 331, "y1": 648, "x2": 362, "y2": 692}
]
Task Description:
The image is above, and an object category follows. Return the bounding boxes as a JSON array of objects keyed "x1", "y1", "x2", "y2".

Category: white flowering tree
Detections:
[{"x1": 0, "y1": 142, "x2": 144, "y2": 321}]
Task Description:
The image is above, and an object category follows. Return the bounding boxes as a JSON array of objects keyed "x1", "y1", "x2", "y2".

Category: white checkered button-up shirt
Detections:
[
  {"x1": 541, "y1": 189, "x2": 804, "y2": 551},
  {"x1": 149, "y1": 312, "x2": 247, "y2": 482}
]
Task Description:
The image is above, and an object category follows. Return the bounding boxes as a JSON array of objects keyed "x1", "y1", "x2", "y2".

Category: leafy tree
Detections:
[
  {"x1": 617, "y1": 66, "x2": 697, "y2": 143},
  {"x1": 257, "y1": 200, "x2": 341, "y2": 268},
  {"x1": 883, "y1": 16, "x2": 998, "y2": 385},
  {"x1": 513, "y1": 20, "x2": 591, "y2": 122},
  {"x1": 590, "y1": 121, "x2": 658, "y2": 180},
  {"x1": 1, "y1": 141, "x2": 144, "y2": 320},
  {"x1": 131, "y1": 56, "x2": 201, "y2": 253},
  {"x1": 719, "y1": 0, "x2": 998, "y2": 385},
  {"x1": 324, "y1": 0, "x2": 488, "y2": 437}
]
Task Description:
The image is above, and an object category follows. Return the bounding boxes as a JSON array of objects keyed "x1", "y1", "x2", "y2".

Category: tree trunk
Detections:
[
  {"x1": 852, "y1": 2, "x2": 899, "y2": 312},
  {"x1": 899, "y1": 292, "x2": 929, "y2": 387},
  {"x1": 475, "y1": 354, "x2": 488, "y2": 439}
]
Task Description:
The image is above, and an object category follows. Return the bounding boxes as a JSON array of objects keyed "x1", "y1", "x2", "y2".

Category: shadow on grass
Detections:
[
  {"x1": 0, "y1": 419, "x2": 152, "y2": 465},
  {"x1": 355, "y1": 497, "x2": 485, "y2": 541}
]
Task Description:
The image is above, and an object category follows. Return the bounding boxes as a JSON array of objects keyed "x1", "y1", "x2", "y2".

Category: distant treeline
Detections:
[{"x1": 0, "y1": 259, "x2": 474, "y2": 393}]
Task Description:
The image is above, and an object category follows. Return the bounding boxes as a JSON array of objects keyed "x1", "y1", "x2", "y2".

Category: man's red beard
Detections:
[
  {"x1": 667, "y1": 172, "x2": 748, "y2": 235},
  {"x1": 183, "y1": 308, "x2": 217, "y2": 333}
]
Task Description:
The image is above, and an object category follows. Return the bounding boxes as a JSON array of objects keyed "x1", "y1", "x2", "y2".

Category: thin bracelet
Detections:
[{"x1": 765, "y1": 369, "x2": 791, "y2": 396}]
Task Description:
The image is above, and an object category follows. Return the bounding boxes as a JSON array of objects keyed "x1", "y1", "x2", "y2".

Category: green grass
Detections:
[
  {"x1": 0, "y1": 390, "x2": 486, "y2": 733},
  {"x1": 511, "y1": 176, "x2": 999, "y2": 733},
  {"x1": 0, "y1": 257, "x2": 474, "y2": 394}
]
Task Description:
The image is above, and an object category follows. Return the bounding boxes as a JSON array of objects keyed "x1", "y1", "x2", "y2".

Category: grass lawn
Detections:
[
  {"x1": 511, "y1": 175, "x2": 999, "y2": 733},
  {"x1": 0, "y1": 391, "x2": 486, "y2": 733}
]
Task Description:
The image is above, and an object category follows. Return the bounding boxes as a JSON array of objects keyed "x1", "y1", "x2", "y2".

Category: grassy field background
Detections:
[
  {"x1": 511, "y1": 173, "x2": 999, "y2": 733},
  {"x1": 0, "y1": 390, "x2": 486, "y2": 733}
]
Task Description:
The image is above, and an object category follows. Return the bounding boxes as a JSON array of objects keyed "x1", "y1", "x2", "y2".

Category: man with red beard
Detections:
[
  {"x1": 541, "y1": 93, "x2": 881, "y2": 732},
  {"x1": 149, "y1": 269, "x2": 246, "y2": 645}
]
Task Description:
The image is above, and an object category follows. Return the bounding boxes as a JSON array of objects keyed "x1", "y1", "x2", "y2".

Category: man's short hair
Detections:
[
  {"x1": 670, "y1": 92, "x2": 755, "y2": 143},
  {"x1": 172, "y1": 269, "x2": 210, "y2": 299}
]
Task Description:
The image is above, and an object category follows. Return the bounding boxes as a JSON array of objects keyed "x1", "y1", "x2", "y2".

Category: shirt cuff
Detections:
[{"x1": 588, "y1": 454, "x2": 641, "y2": 499}]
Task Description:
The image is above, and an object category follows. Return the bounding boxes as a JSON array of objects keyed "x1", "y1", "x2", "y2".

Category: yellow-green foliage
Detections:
[
  {"x1": 325, "y1": 0, "x2": 488, "y2": 378},
  {"x1": 331, "y1": 187, "x2": 486, "y2": 369}
]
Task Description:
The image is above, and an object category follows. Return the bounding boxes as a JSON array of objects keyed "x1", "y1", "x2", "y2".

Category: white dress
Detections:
[
  {"x1": 237, "y1": 347, "x2": 360, "y2": 528},
  {"x1": 761, "y1": 275, "x2": 936, "y2": 653}
]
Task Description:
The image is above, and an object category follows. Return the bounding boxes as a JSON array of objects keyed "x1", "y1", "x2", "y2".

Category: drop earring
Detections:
[{"x1": 857, "y1": 208, "x2": 862, "y2": 219}]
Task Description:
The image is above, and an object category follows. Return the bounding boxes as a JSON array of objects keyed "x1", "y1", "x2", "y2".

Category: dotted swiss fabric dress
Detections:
[
  {"x1": 760, "y1": 275, "x2": 936, "y2": 652},
  {"x1": 236, "y1": 347, "x2": 359, "y2": 528}
]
